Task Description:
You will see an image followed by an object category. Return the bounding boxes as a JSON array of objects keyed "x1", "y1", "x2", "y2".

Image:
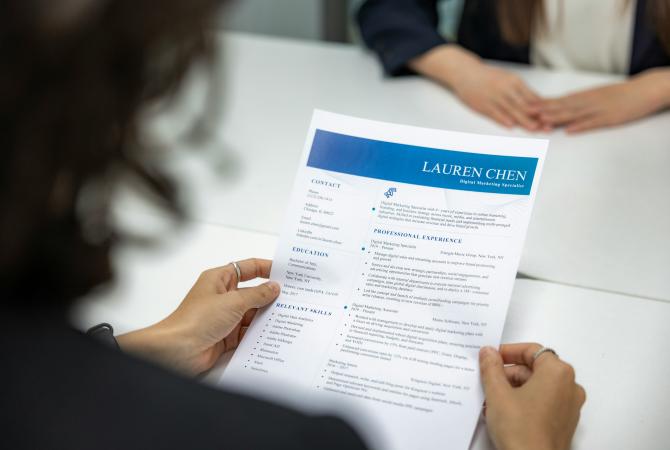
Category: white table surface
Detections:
[
  {"x1": 122, "y1": 32, "x2": 670, "y2": 302},
  {"x1": 73, "y1": 218, "x2": 670, "y2": 450}
]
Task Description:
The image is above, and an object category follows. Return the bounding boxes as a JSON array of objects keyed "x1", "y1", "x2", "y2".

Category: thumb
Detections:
[
  {"x1": 228, "y1": 281, "x2": 280, "y2": 314},
  {"x1": 479, "y1": 346, "x2": 511, "y2": 401}
]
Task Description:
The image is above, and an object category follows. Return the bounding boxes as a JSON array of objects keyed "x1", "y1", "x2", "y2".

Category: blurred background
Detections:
[{"x1": 222, "y1": 0, "x2": 462, "y2": 42}]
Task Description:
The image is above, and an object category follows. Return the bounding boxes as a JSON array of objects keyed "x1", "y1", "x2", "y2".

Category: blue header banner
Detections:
[{"x1": 307, "y1": 130, "x2": 538, "y2": 195}]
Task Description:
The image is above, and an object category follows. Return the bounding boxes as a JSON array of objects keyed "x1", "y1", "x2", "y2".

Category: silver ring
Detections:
[
  {"x1": 230, "y1": 261, "x2": 241, "y2": 284},
  {"x1": 532, "y1": 347, "x2": 558, "y2": 366}
]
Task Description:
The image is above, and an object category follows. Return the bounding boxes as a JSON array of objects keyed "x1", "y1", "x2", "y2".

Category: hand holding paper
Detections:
[{"x1": 220, "y1": 111, "x2": 548, "y2": 450}]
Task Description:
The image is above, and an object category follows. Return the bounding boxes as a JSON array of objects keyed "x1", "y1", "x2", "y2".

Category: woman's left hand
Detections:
[
  {"x1": 535, "y1": 68, "x2": 670, "y2": 133},
  {"x1": 117, "y1": 258, "x2": 280, "y2": 376}
]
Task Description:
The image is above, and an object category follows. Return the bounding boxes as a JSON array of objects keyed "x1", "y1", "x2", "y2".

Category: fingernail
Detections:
[
  {"x1": 265, "y1": 281, "x2": 280, "y2": 295},
  {"x1": 480, "y1": 346, "x2": 495, "y2": 360}
]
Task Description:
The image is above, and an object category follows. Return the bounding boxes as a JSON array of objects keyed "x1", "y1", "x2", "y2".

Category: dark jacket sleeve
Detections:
[
  {"x1": 357, "y1": 0, "x2": 447, "y2": 76},
  {"x1": 0, "y1": 311, "x2": 370, "y2": 450}
]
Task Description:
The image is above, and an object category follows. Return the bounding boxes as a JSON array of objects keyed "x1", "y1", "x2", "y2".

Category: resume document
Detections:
[{"x1": 220, "y1": 111, "x2": 547, "y2": 450}]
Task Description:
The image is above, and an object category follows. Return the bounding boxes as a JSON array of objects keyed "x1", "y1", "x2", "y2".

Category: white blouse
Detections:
[{"x1": 530, "y1": 0, "x2": 636, "y2": 74}]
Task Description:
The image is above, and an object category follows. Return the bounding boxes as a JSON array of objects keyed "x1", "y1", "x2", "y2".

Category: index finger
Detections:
[
  {"x1": 538, "y1": 93, "x2": 588, "y2": 113},
  {"x1": 202, "y1": 258, "x2": 273, "y2": 292},
  {"x1": 498, "y1": 342, "x2": 543, "y2": 367},
  {"x1": 533, "y1": 98, "x2": 568, "y2": 114},
  {"x1": 235, "y1": 258, "x2": 273, "y2": 282},
  {"x1": 516, "y1": 83, "x2": 542, "y2": 105}
]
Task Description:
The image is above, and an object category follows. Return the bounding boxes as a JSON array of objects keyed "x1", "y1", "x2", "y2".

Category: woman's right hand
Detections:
[
  {"x1": 479, "y1": 343, "x2": 586, "y2": 450},
  {"x1": 410, "y1": 45, "x2": 543, "y2": 131}
]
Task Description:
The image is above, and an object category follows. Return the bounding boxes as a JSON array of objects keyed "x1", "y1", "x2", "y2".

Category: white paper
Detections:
[{"x1": 219, "y1": 111, "x2": 547, "y2": 450}]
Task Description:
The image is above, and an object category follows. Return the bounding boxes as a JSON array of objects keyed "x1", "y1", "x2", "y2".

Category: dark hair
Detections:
[
  {"x1": 0, "y1": 0, "x2": 220, "y2": 305},
  {"x1": 497, "y1": 0, "x2": 670, "y2": 54}
]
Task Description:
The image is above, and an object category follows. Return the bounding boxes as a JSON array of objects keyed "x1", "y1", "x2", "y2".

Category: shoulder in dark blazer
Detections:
[{"x1": 357, "y1": 0, "x2": 670, "y2": 76}]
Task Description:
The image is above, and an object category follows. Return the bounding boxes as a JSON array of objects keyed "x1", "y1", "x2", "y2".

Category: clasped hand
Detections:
[
  {"x1": 412, "y1": 45, "x2": 670, "y2": 133},
  {"x1": 457, "y1": 64, "x2": 669, "y2": 133}
]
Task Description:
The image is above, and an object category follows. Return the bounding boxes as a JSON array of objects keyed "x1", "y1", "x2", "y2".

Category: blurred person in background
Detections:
[
  {"x1": 358, "y1": 0, "x2": 670, "y2": 133},
  {"x1": 0, "y1": 1, "x2": 584, "y2": 449}
]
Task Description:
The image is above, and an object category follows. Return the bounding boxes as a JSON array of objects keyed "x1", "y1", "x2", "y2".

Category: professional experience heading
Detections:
[{"x1": 373, "y1": 228, "x2": 463, "y2": 244}]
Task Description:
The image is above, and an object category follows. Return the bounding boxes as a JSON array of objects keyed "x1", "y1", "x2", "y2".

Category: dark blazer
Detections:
[
  {"x1": 0, "y1": 307, "x2": 368, "y2": 450},
  {"x1": 357, "y1": 0, "x2": 670, "y2": 76}
]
